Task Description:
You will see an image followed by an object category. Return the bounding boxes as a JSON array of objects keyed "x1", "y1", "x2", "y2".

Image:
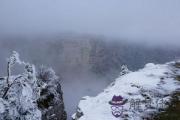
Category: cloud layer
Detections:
[{"x1": 0, "y1": 0, "x2": 180, "y2": 45}]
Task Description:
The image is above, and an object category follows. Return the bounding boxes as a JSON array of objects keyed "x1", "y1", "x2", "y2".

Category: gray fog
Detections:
[
  {"x1": 0, "y1": 38, "x2": 179, "y2": 119},
  {"x1": 0, "y1": 0, "x2": 180, "y2": 46},
  {"x1": 0, "y1": 1, "x2": 180, "y2": 120}
]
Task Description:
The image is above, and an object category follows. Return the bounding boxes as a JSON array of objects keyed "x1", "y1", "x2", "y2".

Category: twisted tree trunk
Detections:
[{"x1": 7, "y1": 61, "x2": 10, "y2": 87}]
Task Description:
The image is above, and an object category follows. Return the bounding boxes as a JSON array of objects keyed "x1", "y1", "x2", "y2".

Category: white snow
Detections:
[{"x1": 73, "y1": 62, "x2": 180, "y2": 120}]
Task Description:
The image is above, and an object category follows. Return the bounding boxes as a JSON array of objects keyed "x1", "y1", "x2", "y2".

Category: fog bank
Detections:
[{"x1": 0, "y1": 0, "x2": 180, "y2": 46}]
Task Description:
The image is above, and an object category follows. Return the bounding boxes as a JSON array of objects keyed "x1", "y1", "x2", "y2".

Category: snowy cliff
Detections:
[
  {"x1": 73, "y1": 61, "x2": 180, "y2": 120},
  {"x1": 0, "y1": 51, "x2": 66, "y2": 120}
]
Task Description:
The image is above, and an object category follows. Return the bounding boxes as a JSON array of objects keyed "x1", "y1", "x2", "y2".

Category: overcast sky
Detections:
[{"x1": 0, "y1": 0, "x2": 180, "y2": 45}]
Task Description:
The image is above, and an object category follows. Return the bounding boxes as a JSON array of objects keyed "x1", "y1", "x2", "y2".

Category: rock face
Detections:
[
  {"x1": 37, "y1": 66, "x2": 67, "y2": 120},
  {"x1": 0, "y1": 52, "x2": 67, "y2": 120},
  {"x1": 73, "y1": 61, "x2": 180, "y2": 120},
  {"x1": 1, "y1": 36, "x2": 180, "y2": 76}
]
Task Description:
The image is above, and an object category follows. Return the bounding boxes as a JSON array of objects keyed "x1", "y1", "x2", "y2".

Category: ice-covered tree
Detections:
[
  {"x1": 6, "y1": 51, "x2": 22, "y2": 87},
  {"x1": 0, "y1": 51, "x2": 41, "y2": 120},
  {"x1": 119, "y1": 65, "x2": 130, "y2": 76},
  {"x1": 0, "y1": 51, "x2": 66, "y2": 120}
]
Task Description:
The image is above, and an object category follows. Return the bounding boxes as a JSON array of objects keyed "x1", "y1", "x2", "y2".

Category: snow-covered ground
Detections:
[{"x1": 73, "y1": 61, "x2": 180, "y2": 120}]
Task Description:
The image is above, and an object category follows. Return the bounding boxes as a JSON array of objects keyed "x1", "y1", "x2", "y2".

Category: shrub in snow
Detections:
[{"x1": 119, "y1": 65, "x2": 130, "y2": 76}]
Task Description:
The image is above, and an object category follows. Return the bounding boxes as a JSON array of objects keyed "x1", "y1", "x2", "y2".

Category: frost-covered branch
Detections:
[
  {"x1": 6, "y1": 51, "x2": 25, "y2": 87},
  {"x1": 2, "y1": 75, "x2": 23, "y2": 98}
]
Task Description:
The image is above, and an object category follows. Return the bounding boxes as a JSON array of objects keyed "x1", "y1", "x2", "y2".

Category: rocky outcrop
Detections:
[
  {"x1": 0, "y1": 52, "x2": 67, "y2": 120},
  {"x1": 37, "y1": 66, "x2": 67, "y2": 120},
  {"x1": 73, "y1": 61, "x2": 180, "y2": 120}
]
